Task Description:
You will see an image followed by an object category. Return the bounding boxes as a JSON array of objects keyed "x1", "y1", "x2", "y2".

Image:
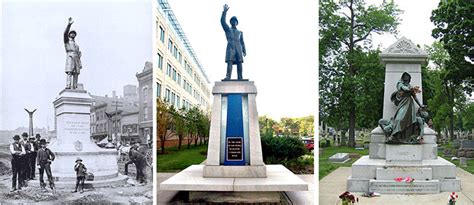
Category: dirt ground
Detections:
[{"x1": 0, "y1": 148, "x2": 153, "y2": 204}]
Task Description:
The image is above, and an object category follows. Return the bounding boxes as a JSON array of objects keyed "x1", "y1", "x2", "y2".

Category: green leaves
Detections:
[{"x1": 320, "y1": 0, "x2": 400, "y2": 133}]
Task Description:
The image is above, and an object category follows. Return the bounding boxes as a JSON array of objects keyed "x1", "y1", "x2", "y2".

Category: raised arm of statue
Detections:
[
  {"x1": 240, "y1": 32, "x2": 246, "y2": 56},
  {"x1": 64, "y1": 17, "x2": 73, "y2": 43},
  {"x1": 221, "y1": 4, "x2": 230, "y2": 32}
]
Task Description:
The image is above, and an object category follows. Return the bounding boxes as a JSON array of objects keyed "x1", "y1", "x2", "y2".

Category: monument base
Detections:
[
  {"x1": 29, "y1": 174, "x2": 128, "y2": 189},
  {"x1": 189, "y1": 191, "x2": 282, "y2": 203},
  {"x1": 48, "y1": 88, "x2": 124, "y2": 186},
  {"x1": 347, "y1": 156, "x2": 461, "y2": 193},
  {"x1": 160, "y1": 165, "x2": 307, "y2": 192},
  {"x1": 203, "y1": 165, "x2": 266, "y2": 178}
]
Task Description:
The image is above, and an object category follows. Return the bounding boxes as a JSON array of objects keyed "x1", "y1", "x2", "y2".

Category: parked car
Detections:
[{"x1": 301, "y1": 138, "x2": 314, "y2": 151}]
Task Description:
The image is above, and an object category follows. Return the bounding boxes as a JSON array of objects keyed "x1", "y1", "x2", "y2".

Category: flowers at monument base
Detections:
[
  {"x1": 339, "y1": 191, "x2": 358, "y2": 205},
  {"x1": 394, "y1": 176, "x2": 414, "y2": 183},
  {"x1": 404, "y1": 176, "x2": 414, "y2": 183},
  {"x1": 448, "y1": 192, "x2": 458, "y2": 205}
]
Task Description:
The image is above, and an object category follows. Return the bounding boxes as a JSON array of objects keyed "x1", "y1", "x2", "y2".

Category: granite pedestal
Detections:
[
  {"x1": 32, "y1": 88, "x2": 127, "y2": 188},
  {"x1": 160, "y1": 81, "x2": 308, "y2": 202}
]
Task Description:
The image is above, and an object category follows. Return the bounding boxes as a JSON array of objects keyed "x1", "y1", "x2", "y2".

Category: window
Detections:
[
  {"x1": 171, "y1": 92, "x2": 176, "y2": 107},
  {"x1": 166, "y1": 63, "x2": 172, "y2": 77},
  {"x1": 178, "y1": 52, "x2": 182, "y2": 64},
  {"x1": 172, "y1": 69, "x2": 177, "y2": 81},
  {"x1": 159, "y1": 26, "x2": 165, "y2": 43},
  {"x1": 176, "y1": 95, "x2": 181, "y2": 108},
  {"x1": 177, "y1": 74, "x2": 181, "y2": 86},
  {"x1": 173, "y1": 46, "x2": 178, "y2": 58},
  {"x1": 144, "y1": 102, "x2": 149, "y2": 120},
  {"x1": 157, "y1": 53, "x2": 163, "y2": 69},
  {"x1": 156, "y1": 82, "x2": 161, "y2": 97},
  {"x1": 165, "y1": 88, "x2": 171, "y2": 102},
  {"x1": 168, "y1": 39, "x2": 173, "y2": 52}
]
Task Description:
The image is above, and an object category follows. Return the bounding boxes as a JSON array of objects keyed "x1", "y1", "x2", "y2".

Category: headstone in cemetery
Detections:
[{"x1": 329, "y1": 153, "x2": 350, "y2": 163}]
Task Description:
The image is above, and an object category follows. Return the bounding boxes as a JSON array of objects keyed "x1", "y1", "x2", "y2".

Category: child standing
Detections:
[{"x1": 73, "y1": 157, "x2": 87, "y2": 193}]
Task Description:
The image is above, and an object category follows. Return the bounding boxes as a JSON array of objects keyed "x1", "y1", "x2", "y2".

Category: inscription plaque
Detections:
[{"x1": 227, "y1": 137, "x2": 243, "y2": 161}]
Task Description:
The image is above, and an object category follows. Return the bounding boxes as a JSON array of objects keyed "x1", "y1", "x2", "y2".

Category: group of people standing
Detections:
[{"x1": 10, "y1": 133, "x2": 55, "y2": 192}]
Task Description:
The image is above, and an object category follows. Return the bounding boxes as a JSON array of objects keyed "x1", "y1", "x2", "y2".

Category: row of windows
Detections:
[
  {"x1": 122, "y1": 124, "x2": 138, "y2": 135},
  {"x1": 156, "y1": 21, "x2": 210, "y2": 109},
  {"x1": 157, "y1": 82, "x2": 208, "y2": 111},
  {"x1": 183, "y1": 80, "x2": 192, "y2": 94}
]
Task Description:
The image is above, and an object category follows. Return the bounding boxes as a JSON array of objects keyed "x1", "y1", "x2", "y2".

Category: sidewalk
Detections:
[
  {"x1": 156, "y1": 172, "x2": 314, "y2": 204},
  {"x1": 319, "y1": 167, "x2": 474, "y2": 205}
]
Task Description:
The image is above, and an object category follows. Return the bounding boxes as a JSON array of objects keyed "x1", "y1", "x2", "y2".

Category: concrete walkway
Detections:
[
  {"x1": 157, "y1": 172, "x2": 314, "y2": 204},
  {"x1": 320, "y1": 167, "x2": 474, "y2": 205}
]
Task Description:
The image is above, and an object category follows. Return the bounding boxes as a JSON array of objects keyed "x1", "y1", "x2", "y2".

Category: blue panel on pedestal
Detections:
[{"x1": 224, "y1": 94, "x2": 246, "y2": 165}]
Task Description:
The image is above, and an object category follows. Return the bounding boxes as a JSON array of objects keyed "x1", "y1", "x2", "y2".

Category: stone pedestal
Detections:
[
  {"x1": 43, "y1": 88, "x2": 126, "y2": 187},
  {"x1": 204, "y1": 81, "x2": 266, "y2": 178},
  {"x1": 347, "y1": 37, "x2": 461, "y2": 194},
  {"x1": 160, "y1": 81, "x2": 308, "y2": 202}
]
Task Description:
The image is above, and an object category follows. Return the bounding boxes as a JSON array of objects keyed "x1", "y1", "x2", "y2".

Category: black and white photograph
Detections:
[{"x1": 1, "y1": 0, "x2": 154, "y2": 203}]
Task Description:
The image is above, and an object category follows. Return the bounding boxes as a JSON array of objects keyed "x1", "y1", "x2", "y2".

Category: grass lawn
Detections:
[
  {"x1": 157, "y1": 144, "x2": 208, "y2": 172},
  {"x1": 438, "y1": 142, "x2": 474, "y2": 174},
  {"x1": 319, "y1": 146, "x2": 369, "y2": 180}
]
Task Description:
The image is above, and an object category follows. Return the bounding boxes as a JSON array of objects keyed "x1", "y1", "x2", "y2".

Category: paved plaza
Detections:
[{"x1": 320, "y1": 167, "x2": 474, "y2": 205}]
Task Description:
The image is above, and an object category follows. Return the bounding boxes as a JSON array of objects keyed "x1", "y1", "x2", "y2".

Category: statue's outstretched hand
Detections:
[
  {"x1": 68, "y1": 17, "x2": 74, "y2": 25},
  {"x1": 223, "y1": 4, "x2": 229, "y2": 12}
]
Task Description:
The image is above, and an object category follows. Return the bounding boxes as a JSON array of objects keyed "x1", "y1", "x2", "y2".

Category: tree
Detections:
[
  {"x1": 157, "y1": 99, "x2": 173, "y2": 154},
  {"x1": 173, "y1": 108, "x2": 188, "y2": 150},
  {"x1": 259, "y1": 115, "x2": 278, "y2": 137},
  {"x1": 426, "y1": 41, "x2": 467, "y2": 140},
  {"x1": 431, "y1": 0, "x2": 474, "y2": 91},
  {"x1": 462, "y1": 103, "x2": 474, "y2": 131},
  {"x1": 319, "y1": 0, "x2": 401, "y2": 147}
]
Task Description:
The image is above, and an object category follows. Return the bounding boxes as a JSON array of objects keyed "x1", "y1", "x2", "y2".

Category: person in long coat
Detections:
[{"x1": 221, "y1": 4, "x2": 246, "y2": 80}]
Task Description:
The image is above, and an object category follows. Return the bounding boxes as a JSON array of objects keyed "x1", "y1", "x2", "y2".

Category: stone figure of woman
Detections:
[{"x1": 379, "y1": 72, "x2": 428, "y2": 144}]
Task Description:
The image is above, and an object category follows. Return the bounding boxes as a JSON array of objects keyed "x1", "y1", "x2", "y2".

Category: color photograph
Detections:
[{"x1": 319, "y1": 0, "x2": 473, "y2": 204}]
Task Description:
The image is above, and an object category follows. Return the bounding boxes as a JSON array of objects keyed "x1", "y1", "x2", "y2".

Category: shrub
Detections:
[{"x1": 261, "y1": 136, "x2": 307, "y2": 164}]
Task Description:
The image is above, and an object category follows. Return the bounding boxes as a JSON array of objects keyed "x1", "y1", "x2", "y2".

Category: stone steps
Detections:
[
  {"x1": 376, "y1": 167, "x2": 432, "y2": 180},
  {"x1": 368, "y1": 179, "x2": 440, "y2": 194}
]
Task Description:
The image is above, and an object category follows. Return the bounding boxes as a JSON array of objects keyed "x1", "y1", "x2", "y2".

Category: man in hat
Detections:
[
  {"x1": 221, "y1": 4, "x2": 246, "y2": 80},
  {"x1": 19, "y1": 132, "x2": 31, "y2": 187},
  {"x1": 29, "y1": 136, "x2": 38, "y2": 180},
  {"x1": 124, "y1": 141, "x2": 139, "y2": 176},
  {"x1": 73, "y1": 157, "x2": 87, "y2": 193},
  {"x1": 36, "y1": 139, "x2": 55, "y2": 191},
  {"x1": 10, "y1": 135, "x2": 25, "y2": 191},
  {"x1": 134, "y1": 142, "x2": 148, "y2": 184},
  {"x1": 64, "y1": 17, "x2": 82, "y2": 89}
]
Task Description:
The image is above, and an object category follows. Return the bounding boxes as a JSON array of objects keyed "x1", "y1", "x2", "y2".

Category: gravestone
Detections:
[
  {"x1": 329, "y1": 153, "x2": 350, "y2": 163},
  {"x1": 458, "y1": 140, "x2": 474, "y2": 158},
  {"x1": 347, "y1": 37, "x2": 461, "y2": 194}
]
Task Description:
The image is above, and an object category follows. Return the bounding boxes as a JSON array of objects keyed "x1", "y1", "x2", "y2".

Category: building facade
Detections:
[
  {"x1": 153, "y1": 0, "x2": 211, "y2": 112},
  {"x1": 90, "y1": 85, "x2": 139, "y2": 143},
  {"x1": 137, "y1": 62, "x2": 153, "y2": 144}
]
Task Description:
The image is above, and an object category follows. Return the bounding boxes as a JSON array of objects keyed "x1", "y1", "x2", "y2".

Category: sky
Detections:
[
  {"x1": 166, "y1": 0, "x2": 318, "y2": 121},
  {"x1": 1, "y1": 0, "x2": 152, "y2": 130},
  {"x1": 369, "y1": 0, "x2": 439, "y2": 51},
  {"x1": 0, "y1": 0, "x2": 442, "y2": 129}
]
